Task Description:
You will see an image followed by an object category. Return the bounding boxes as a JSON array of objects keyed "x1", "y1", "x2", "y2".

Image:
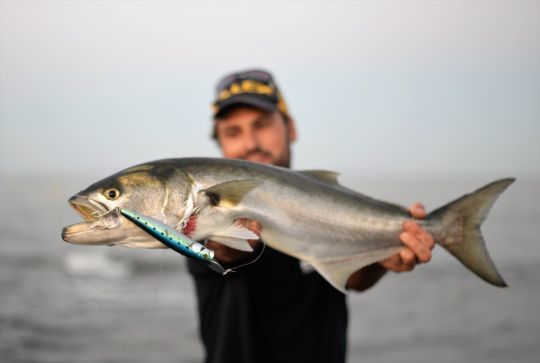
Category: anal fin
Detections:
[{"x1": 310, "y1": 247, "x2": 402, "y2": 293}]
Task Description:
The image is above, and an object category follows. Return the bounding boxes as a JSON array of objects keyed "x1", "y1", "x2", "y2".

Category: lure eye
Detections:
[{"x1": 104, "y1": 188, "x2": 120, "y2": 200}]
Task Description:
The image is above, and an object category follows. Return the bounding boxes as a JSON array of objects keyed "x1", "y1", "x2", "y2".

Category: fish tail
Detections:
[{"x1": 428, "y1": 178, "x2": 515, "y2": 287}]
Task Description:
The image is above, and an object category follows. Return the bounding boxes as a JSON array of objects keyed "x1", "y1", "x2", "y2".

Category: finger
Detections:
[
  {"x1": 246, "y1": 220, "x2": 262, "y2": 236},
  {"x1": 381, "y1": 250, "x2": 415, "y2": 272},
  {"x1": 404, "y1": 221, "x2": 435, "y2": 250},
  {"x1": 400, "y1": 232, "x2": 432, "y2": 263},
  {"x1": 235, "y1": 219, "x2": 262, "y2": 236},
  {"x1": 399, "y1": 248, "x2": 417, "y2": 271},
  {"x1": 379, "y1": 254, "x2": 401, "y2": 270},
  {"x1": 403, "y1": 220, "x2": 421, "y2": 234},
  {"x1": 381, "y1": 250, "x2": 418, "y2": 272},
  {"x1": 417, "y1": 228, "x2": 435, "y2": 250},
  {"x1": 409, "y1": 202, "x2": 427, "y2": 219}
]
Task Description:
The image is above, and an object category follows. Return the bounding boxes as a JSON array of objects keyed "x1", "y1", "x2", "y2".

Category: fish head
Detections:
[{"x1": 62, "y1": 163, "x2": 194, "y2": 246}]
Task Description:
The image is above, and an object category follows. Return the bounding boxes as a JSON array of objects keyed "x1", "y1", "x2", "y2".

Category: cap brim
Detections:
[{"x1": 214, "y1": 94, "x2": 277, "y2": 118}]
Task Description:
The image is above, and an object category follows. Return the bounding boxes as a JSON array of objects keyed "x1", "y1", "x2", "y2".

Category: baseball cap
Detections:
[{"x1": 212, "y1": 69, "x2": 290, "y2": 119}]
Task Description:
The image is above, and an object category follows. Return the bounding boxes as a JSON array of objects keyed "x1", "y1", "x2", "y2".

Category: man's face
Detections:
[{"x1": 215, "y1": 107, "x2": 296, "y2": 167}]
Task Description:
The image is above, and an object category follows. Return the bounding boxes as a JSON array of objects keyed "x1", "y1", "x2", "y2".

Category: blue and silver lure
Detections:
[{"x1": 119, "y1": 208, "x2": 227, "y2": 274}]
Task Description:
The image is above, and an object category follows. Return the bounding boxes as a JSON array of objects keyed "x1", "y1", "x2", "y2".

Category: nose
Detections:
[{"x1": 241, "y1": 128, "x2": 258, "y2": 152}]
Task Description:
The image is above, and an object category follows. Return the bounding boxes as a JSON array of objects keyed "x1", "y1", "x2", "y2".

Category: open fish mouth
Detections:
[
  {"x1": 68, "y1": 195, "x2": 110, "y2": 221},
  {"x1": 62, "y1": 195, "x2": 123, "y2": 244}
]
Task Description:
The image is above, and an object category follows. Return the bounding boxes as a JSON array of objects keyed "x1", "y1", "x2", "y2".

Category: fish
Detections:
[{"x1": 61, "y1": 157, "x2": 514, "y2": 293}]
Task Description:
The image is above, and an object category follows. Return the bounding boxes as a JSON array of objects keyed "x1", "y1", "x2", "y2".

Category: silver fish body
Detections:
[{"x1": 62, "y1": 157, "x2": 513, "y2": 292}]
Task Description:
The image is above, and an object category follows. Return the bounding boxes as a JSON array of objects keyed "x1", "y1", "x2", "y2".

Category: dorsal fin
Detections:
[{"x1": 299, "y1": 170, "x2": 340, "y2": 186}]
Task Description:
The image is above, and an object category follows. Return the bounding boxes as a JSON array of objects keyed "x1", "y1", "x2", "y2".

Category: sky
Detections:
[{"x1": 0, "y1": 1, "x2": 539, "y2": 179}]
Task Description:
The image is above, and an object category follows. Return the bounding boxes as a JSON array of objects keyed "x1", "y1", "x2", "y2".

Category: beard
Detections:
[{"x1": 240, "y1": 145, "x2": 291, "y2": 168}]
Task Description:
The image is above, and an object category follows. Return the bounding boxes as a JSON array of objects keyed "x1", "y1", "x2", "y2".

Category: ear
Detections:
[{"x1": 287, "y1": 117, "x2": 297, "y2": 143}]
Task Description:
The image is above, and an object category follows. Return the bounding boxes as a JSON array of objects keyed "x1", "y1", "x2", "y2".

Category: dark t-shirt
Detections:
[{"x1": 187, "y1": 245, "x2": 348, "y2": 363}]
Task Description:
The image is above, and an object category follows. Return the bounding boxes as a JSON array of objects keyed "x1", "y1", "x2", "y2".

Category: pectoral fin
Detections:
[
  {"x1": 310, "y1": 247, "x2": 402, "y2": 293},
  {"x1": 208, "y1": 222, "x2": 258, "y2": 252},
  {"x1": 209, "y1": 236, "x2": 254, "y2": 252},
  {"x1": 201, "y1": 180, "x2": 263, "y2": 208}
]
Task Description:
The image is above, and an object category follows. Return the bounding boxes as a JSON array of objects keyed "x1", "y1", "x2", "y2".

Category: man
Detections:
[{"x1": 187, "y1": 69, "x2": 434, "y2": 363}]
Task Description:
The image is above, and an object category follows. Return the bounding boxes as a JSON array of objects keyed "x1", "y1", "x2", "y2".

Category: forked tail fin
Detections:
[{"x1": 428, "y1": 178, "x2": 515, "y2": 287}]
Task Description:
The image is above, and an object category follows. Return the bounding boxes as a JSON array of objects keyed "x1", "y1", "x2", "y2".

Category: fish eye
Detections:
[{"x1": 104, "y1": 188, "x2": 120, "y2": 200}]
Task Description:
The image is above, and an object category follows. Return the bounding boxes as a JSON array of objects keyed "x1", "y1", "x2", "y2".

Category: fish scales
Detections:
[{"x1": 179, "y1": 159, "x2": 408, "y2": 259}]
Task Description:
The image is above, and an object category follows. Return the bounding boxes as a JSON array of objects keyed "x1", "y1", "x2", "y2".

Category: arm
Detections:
[{"x1": 346, "y1": 202, "x2": 435, "y2": 292}]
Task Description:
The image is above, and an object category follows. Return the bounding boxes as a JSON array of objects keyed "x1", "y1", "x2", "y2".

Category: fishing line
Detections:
[
  {"x1": 219, "y1": 240, "x2": 267, "y2": 275},
  {"x1": 93, "y1": 207, "x2": 118, "y2": 219}
]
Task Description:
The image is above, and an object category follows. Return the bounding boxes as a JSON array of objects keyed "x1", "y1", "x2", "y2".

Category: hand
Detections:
[
  {"x1": 205, "y1": 219, "x2": 261, "y2": 264},
  {"x1": 378, "y1": 202, "x2": 435, "y2": 272}
]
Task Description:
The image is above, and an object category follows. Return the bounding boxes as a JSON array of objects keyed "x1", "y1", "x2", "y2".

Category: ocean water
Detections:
[{"x1": 1, "y1": 175, "x2": 539, "y2": 363}]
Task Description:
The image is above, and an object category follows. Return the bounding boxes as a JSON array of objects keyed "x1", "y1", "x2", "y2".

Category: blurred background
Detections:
[{"x1": 1, "y1": 1, "x2": 539, "y2": 362}]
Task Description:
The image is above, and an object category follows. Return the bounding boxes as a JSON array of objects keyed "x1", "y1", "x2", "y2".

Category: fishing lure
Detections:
[{"x1": 119, "y1": 208, "x2": 227, "y2": 274}]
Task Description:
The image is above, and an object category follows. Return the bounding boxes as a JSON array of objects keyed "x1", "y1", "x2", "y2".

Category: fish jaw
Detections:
[
  {"x1": 62, "y1": 195, "x2": 126, "y2": 245},
  {"x1": 62, "y1": 221, "x2": 128, "y2": 245}
]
